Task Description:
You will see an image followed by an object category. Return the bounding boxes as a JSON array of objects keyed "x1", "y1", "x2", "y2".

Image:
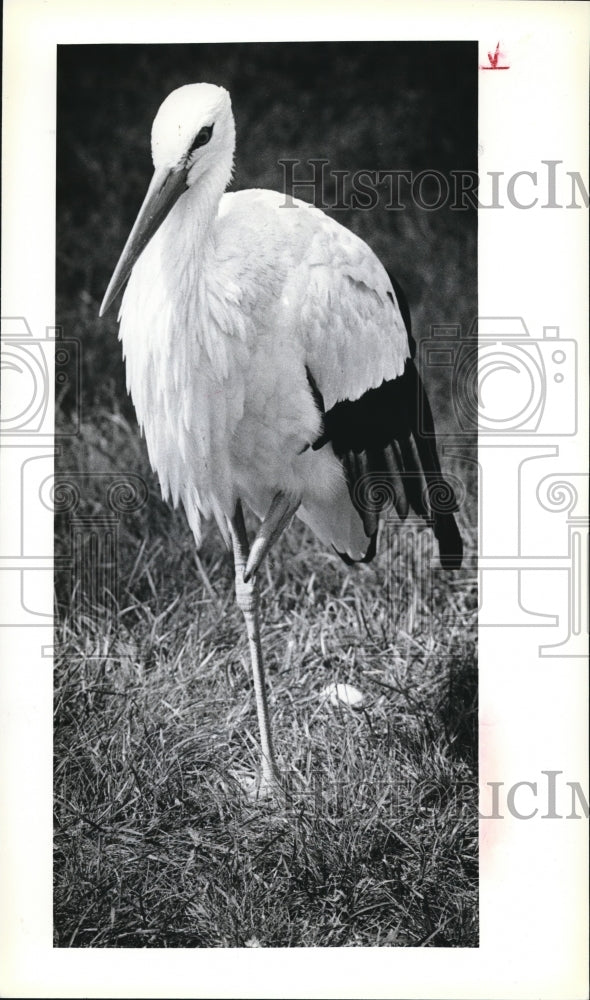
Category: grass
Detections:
[
  {"x1": 54, "y1": 42, "x2": 478, "y2": 948},
  {"x1": 54, "y1": 406, "x2": 478, "y2": 948}
]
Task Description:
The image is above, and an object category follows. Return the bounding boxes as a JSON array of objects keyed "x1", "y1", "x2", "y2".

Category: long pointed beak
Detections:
[{"x1": 99, "y1": 165, "x2": 189, "y2": 316}]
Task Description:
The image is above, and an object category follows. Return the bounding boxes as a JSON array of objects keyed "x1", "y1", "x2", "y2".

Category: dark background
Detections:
[{"x1": 56, "y1": 41, "x2": 477, "y2": 418}]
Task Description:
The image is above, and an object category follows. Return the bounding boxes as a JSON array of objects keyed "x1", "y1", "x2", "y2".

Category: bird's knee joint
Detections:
[{"x1": 235, "y1": 571, "x2": 257, "y2": 614}]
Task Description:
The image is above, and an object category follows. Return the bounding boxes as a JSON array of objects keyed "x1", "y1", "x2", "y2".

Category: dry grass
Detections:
[{"x1": 55, "y1": 42, "x2": 478, "y2": 948}]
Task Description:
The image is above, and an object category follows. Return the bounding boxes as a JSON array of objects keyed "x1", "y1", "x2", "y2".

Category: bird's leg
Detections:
[
  {"x1": 229, "y1": 501, "x2": 281, "y2": 793},
  {"x1": 244, "y1": 492, "x2": 300, "y2": 582}
]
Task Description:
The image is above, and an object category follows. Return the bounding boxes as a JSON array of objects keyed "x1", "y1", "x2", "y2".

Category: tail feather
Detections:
[
  {"x1": 399, "y1": 437, "x2": 429, "y2": 517},
  {"x1": 382, "y1": 444, "x2": 409, "y2": 520},
  {"x1": 433, "y1": 512, "x2": 464, "y2": 570},
  {"x1": 387, "y1": 269, "x2": 463, "y2": 568},
  {"x1": 406, "y1": 362, "x2": 463, "y2": 570}
]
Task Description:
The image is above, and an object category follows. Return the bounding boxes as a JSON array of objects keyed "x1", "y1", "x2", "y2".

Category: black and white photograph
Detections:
[
  {"x1": 1, "y1": 2, "x2": 588, "y2": 998},
  {"x1": 54, "y1": 40, "x2": 478, "y2": 949}
]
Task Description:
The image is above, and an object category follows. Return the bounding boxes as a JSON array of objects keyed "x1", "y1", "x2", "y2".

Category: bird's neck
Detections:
[
  {"x1": 152, "y1": 159, "x2": 231, "y2": 336},
  {"x1": 161, "y1": 160, "x2": 230, "y2": 266}
]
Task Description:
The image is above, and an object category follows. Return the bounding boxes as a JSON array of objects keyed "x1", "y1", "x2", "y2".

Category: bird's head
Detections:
[
  {"x1": 100, "y1": 83, "x2": 234, "y2": 317},
  {"x1": 151, "y1": 83, "x2": 234, "y2": 183}
]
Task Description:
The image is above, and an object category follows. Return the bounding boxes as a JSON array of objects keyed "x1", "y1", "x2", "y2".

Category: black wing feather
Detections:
[{"x1": 305, "y1": 275, "x2": 463, "y2": 570}]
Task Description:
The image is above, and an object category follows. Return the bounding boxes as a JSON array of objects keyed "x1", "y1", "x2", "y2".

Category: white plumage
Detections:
[{"x1": 101, "y1": 83, "x2": 462, "y2": 792}]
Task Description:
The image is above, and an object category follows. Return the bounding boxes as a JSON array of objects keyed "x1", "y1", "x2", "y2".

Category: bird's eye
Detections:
[{"x1": 190, "y1": 124, "x2": 214, "y2": 151}]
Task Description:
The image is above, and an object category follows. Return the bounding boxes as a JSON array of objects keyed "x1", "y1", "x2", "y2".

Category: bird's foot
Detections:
[{"x1": 232, "y1": 767, "x2": 283, "y2": 803}]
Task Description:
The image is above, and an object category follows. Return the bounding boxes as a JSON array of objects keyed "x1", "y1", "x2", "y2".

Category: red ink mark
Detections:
[
  {"x1": 481, "y1": 41, "x2": 510, "y2": 70},
  {"x1": 488, "y1": 42, "x2": 501, "y2": 68}
]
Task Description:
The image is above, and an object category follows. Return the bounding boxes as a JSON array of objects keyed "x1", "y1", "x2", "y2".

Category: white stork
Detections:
[{"x1": 100, "y1": 83, "x2": 462, "y2": 791}]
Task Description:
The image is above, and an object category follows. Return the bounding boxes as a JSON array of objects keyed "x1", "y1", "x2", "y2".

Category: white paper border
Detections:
[{"x1": 1, "y1": 1, "x2": 588, "y2": 997}]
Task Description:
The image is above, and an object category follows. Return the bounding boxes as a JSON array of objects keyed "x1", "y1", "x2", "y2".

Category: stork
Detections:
[{"x1": 100, "y1": 83, "x2": 463, "y2": 792}]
